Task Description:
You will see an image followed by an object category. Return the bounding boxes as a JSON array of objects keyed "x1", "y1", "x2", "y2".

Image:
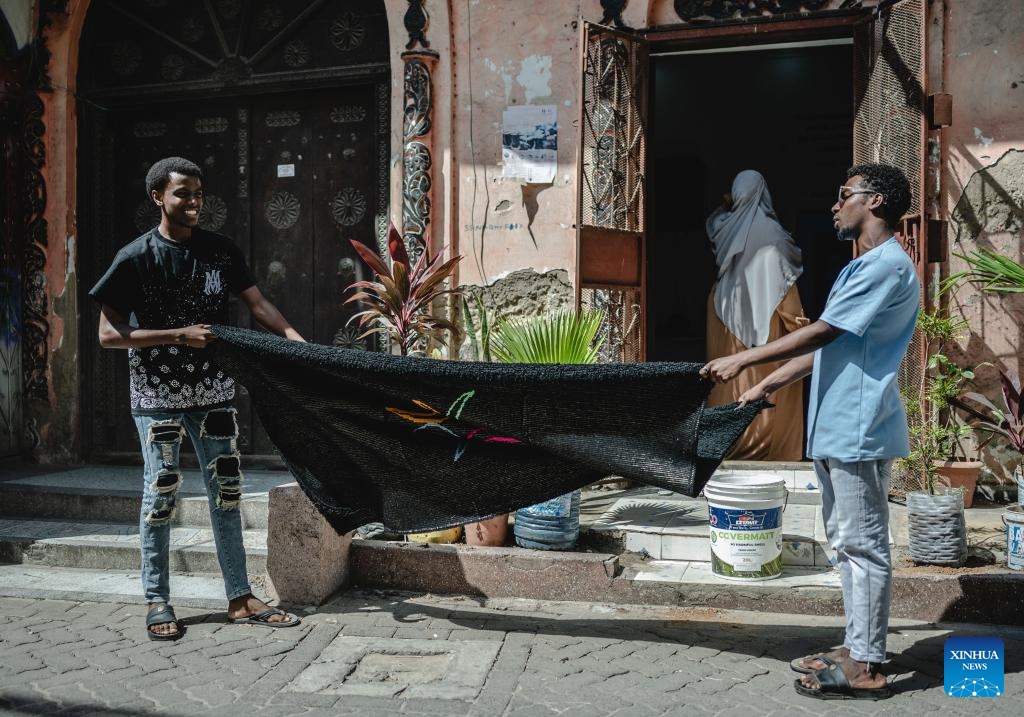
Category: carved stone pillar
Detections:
[
  {"x1": 0, "y1": 54, "x2": 48, "y2": 455},
  {"x1": 400, "y1": 0, "x2": 438, "y2": 262}
]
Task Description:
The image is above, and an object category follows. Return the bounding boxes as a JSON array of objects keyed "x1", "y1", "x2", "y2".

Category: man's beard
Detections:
[{"x1": 836, "y1": 225, "x2": 856, "y2": 242}]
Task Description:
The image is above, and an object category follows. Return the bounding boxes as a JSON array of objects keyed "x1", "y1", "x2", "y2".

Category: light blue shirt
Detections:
[{"x1": 806, "y1": 238, "x2": 920, "y2": 461}]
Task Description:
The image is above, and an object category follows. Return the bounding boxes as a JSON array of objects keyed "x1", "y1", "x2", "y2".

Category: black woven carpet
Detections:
[{"x1": 210, "y1": 326, "x2": 765, "y2": 534}]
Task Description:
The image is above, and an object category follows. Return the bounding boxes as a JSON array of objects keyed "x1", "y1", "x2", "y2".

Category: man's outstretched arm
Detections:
[
  {"x1": 239, "y1": 286, "x2": 306, "y2": 342},
  {"x1": 701, "y1": 319, "x2": 842, "y2": 384},
  {"x1": 735, "y1": 353, "x2": 815, "y2": 406}
]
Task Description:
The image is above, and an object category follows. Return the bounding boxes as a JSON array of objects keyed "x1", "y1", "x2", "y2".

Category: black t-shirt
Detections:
[{"x1": 89, "y1": 227, "x2": 256, "y2": 415}]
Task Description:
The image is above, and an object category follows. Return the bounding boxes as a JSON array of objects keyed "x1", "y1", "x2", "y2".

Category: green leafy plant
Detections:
[
  {"x1": 461, "y1": 288, "x2": 492, "y2": 362},
  {"x1": 900, "y1": 309, "x2": 980, "y2": 493},
  {"x1": 344, "y1": 223, "x2": 461, "y2": 356},
  {"x1": 943, "y1": 248, "x2": 1024, "y2": 294},
  {"x1": 491, "y1": 309, "x2": 605, "y2": 365}
]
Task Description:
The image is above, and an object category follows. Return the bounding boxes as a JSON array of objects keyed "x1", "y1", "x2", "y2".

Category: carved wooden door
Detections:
[
  {"x1": 576, "y1": 21, "x2": 648, "y2": 363},
  {"x1": 244, "y1": 86, "x2": 383, "y2": 454}
]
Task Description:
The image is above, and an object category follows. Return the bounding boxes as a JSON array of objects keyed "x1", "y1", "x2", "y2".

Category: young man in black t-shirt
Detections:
[{"x1": 90, "y1": 157, "x2": 306, "y2": 641}]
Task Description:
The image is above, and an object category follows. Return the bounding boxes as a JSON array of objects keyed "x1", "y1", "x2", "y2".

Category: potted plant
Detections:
[
  {"x1": 459, "y1": 289, "x2": 510, "y2": 547},
  {"x1": 345, "y1": 224, "x2": 463, "y2": 544},
  {"x1": 490, "y1": 308, "x2": 605, "y2": 551},
  {"x1": 915, "y1": 309, "x2": 983, "y2": 506},
  {"x1": 899, "y1": 309, "x2": 974, "y2": 566},
  {"x1": 345, "y1": 223, "x2": 461, "y2": 357},
  {"x1": 954, "y1": 366, "x2": 1024, "y2": 502}
]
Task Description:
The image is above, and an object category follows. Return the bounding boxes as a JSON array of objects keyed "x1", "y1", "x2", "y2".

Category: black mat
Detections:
[{"x1": 211, "y1": 326, "x2": 765, "y2": 534}]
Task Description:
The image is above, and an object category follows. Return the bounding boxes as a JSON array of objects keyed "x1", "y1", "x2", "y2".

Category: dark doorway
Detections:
[
  {"x1": 647, "y1": 41, "x2": 854, "y2": 363},
  {"x1": 77, "y1": 0, "x2": 390, "y2": 461}
]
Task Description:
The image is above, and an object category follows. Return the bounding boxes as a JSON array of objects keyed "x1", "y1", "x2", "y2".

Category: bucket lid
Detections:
[{"x1": 707, "y1": 472, "x2": 786, "y2": 489}]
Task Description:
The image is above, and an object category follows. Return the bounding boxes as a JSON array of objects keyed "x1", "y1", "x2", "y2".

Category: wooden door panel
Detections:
[{"x1": 309, "y1": 85, "x2": 378, "y2": 347}]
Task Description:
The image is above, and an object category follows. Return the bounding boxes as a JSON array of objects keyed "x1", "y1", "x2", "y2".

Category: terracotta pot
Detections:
[
  {"x1": 464, "y1": 514, "x2": 509, "y2": 547},
  {"x1": 407, "y1": 526, "x2": 463, "y2": 544},
  {"x1": 933, "y1": 460, "x2": 983, "y2": 508}
]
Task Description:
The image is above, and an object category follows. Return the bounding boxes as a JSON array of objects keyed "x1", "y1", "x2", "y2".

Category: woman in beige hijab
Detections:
[{"x1": 705, "y1": 170, "x2": 807, "y2": 460}]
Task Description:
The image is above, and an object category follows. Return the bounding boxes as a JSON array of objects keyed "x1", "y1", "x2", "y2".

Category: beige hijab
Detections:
[{"x1": 706, "y1": 170, "x2": 802, "y2": 348}]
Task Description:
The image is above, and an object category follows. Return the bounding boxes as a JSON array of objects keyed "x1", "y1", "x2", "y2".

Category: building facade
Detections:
[{"x1": 1, "y1": 0, "x2": 1021, "y2": 482}]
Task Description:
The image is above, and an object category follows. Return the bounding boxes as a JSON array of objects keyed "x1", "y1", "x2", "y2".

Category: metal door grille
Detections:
[
  {"x1": 854, "y1": 0, "x2": 927, "y2": 495},
  {"x1": 853, "y1": 0, "x2": 925, "y2": 218},
  {"x1": 580, "y1": 34, "x2": 646, "y2": 231},
  {"x1": 577, "y1": 23, "x2": 647, "y2": 362}
]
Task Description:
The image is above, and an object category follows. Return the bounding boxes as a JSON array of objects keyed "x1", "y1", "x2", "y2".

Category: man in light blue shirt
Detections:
[{"x1": 702, "y1": 164, "x2": 918, "y2": 701}]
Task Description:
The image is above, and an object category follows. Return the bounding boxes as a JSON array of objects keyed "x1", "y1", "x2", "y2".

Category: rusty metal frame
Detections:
[{"x1": 576, "y1": 19, "x2": 649, "y2": 363}]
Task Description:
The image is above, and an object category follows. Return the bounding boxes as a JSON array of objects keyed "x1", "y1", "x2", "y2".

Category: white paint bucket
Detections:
[
  {"x1": 704, "y1": 473, "x2": 788, "y2": 581},
  {"x1": 1002, "y1": 504, "x2": 1024, "y2": 570}
]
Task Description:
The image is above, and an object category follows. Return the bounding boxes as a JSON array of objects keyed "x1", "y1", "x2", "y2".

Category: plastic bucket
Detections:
[
  {"x1": 1002, "y1": 505, "x2": 1024, "y2": 570},
  {"x1": 704, "y1": 473, "x2": 788, "y2": 581}
]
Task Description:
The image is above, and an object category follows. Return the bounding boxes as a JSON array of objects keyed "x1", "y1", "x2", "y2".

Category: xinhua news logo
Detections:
[{"x1": 944, "y1": 637, "x2": 1004, "y2": 697}]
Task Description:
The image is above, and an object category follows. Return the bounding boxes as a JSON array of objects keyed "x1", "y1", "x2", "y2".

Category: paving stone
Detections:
[{"x1": 340, "y1": 625, "x2": 398, "y2": 638}]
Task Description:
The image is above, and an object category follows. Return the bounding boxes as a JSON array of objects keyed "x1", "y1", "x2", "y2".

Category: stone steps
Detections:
[
  {"x1": 0, "y1": 516, "x2": 268, "y2": 574},
  {"x1": 0, "y1": 465, "x2": 288, "y2": 605},
  {"x1": 0, "y1": 462, "x2": 842, "y2": 608}
]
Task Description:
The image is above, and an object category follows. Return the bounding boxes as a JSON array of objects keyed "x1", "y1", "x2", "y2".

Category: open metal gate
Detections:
[
  {"x1": 853, "y1": 0, "x2": 928, "y2": 493},
  {"x1": 576, "y1": 22, "x2": 648, "y2": 363}
]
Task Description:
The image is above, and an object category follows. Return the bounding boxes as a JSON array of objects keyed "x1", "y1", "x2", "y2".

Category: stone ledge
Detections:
[
  {"x1": 347, "y1": 539, "x2": 1024, "y2": 625},
  {"x1": 266, "y1": 482, "x2": 351, "y2": 606},
  {"x1": 350, "y1": 540, "x2": 619, "y2": 603}
]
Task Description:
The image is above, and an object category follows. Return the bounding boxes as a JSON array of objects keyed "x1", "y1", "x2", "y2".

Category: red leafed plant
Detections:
[
  {"x1": 953, "y1": 366, "x2": 1024, "y2": 455},
  {"x1": 344, "y1": 224, "x2": 462, "y2": 356}
]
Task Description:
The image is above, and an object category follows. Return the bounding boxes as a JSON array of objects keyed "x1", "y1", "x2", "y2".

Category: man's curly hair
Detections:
[
  {"x1": 846, "y1": 163, "x2": 911, "y2": 228},
  {"x1": 145, "y1": 156, "x2": 203, "y2": 196}
]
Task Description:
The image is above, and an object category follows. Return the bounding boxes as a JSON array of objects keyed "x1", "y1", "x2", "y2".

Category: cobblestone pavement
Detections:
[{"x1": 1, "y1": 592, "x2": 1021, "y2": 716}]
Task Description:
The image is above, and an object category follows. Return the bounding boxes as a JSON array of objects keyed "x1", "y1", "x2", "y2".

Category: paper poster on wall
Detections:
[{"x1": 501, "y1": 105, "x2": 557, "y2": 183}]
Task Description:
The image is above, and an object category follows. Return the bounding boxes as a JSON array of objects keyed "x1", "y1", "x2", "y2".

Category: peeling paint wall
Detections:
[
  {"x1": 448, "y1": 1, "x2": 587, "y2": 292},
  {"x1": 456, "y1": 268, "x2": 573, "y2": 360},
  {"x1": 26, "y1": 5, "x2": 86, "y2": 463},
  {"x1": 943, "y1": 0, "x2": 1024, "y2": 481}
]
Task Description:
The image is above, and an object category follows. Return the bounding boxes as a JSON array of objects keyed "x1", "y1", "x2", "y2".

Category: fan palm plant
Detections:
[
  {"x1": 344, "y1": 224, "x2": 461, "y2": 356},
  {"x1": 491, "y1": 308, "x2": 604, "y2": 551},
  {"x1": 491, "y1": 308, "x2": 604, "y2": 365}
]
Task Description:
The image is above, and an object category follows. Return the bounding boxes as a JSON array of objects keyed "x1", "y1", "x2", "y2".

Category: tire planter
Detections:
[{"x1": 906, "y1": 490, "x2": 967, "y2": 567}]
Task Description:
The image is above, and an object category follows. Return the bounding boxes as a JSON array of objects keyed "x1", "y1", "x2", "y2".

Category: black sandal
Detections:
[
  {"x1": 793, "y1": 656, "x2": 892, "y2": 700},
  {"x1": 146, "y1": 603, "x2": 183, "y2": 642}
]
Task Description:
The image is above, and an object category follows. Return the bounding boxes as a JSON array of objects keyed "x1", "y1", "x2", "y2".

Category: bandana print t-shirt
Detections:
[{"x1": 89, "y1": 227, "x2": 256, "y2": 415}]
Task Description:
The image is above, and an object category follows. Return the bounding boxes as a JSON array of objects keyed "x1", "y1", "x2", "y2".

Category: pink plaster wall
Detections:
[
  {"x1": 446, "y1": 1, "x2": 590, "y2": 287},
  {"x1": 941, "y1": 0, "x2": 1024, "y2": 479}
]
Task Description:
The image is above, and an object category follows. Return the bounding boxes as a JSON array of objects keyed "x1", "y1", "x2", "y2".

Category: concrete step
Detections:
[
  {"x1": 0, "y1": 517, "x2": 268, "y2": 574},
  {"x1": 0, "y1": 465, "x2": 290, "y2": 528},
  {"x1": 0, "y1": 564, "x2": 241, "y2": 609},
  {"x1": 0, "y1": 486, "x2": 270, "y2": 530}
]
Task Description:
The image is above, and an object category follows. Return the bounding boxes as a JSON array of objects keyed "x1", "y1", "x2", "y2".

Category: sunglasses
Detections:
[{"x1": 837, "y1": 186, "x2": 881, "y2": 205}]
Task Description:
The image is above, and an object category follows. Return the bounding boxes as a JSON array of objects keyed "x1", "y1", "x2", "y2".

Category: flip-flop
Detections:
[
  {"x1": 230, "y1": 608, "x2": 301, "y2": 628},
  {"x1": 793, "y1": 656, "x2": 892, "y2": 700},
  {"x1": 790, "y1": 653, "x2": 830, "y2": 674},
  {"x1": 146, "y1": 603, "x2": 183, "y2": 642}
]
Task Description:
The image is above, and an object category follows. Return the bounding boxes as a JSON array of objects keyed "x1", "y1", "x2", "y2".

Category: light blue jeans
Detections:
[
  {"x1": 814, "y1": 458, "x2": 893, "y2": 664},
  {"x1": 134, "y1": 406, "x2": 250, "y2": 604}
]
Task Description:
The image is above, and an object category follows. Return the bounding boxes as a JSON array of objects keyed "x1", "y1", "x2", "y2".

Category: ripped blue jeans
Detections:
[{"x1": 133, "y1": 406, "x2": 250, "y2": 604}]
